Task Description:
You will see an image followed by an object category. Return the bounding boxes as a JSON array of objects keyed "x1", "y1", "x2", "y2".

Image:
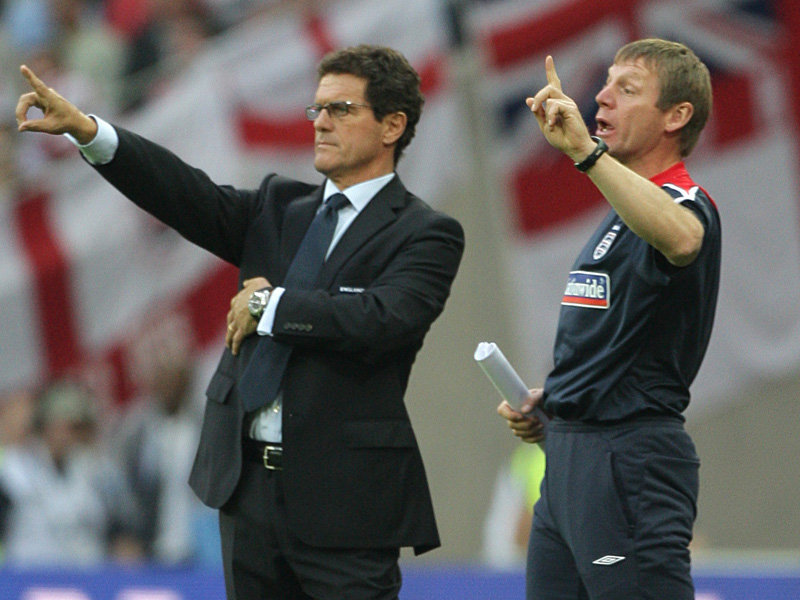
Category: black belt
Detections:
[{"x1": 243, "y1": 438, "x2": 283, "y2": 470}]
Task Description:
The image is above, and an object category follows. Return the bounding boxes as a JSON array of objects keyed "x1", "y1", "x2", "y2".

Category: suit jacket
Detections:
[{"x1": 93, "y1": 127, "x2": 465, "y2": 554}]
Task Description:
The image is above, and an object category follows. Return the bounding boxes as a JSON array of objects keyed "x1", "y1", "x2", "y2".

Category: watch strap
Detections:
[{"x1": 574, "y1": 136, "x2": 609, "y2": 172}]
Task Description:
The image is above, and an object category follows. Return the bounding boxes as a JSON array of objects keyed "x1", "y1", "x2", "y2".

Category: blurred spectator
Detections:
[
  {"x1": 105, "y1": 0, "x2": 151, "y2": 40},
  {"x1": 1, "y1": 0, "x2": 55, "y2": 54},
  {"x1": 0, "y1": 380, "x2": 143, "y2": 565},
  {"x1": 482, "y1": 444, "x2": 546, "y2": 570},
  {"x1": 119, "y1": 0, "x2": 222, "y2": 112},
  {"x1": 201, "y1": 0, "x2": 287, "y2": 28},
  {"x1": 110, "y1": 313, "x2": 217, "y2": 565},
  {"x1": 0, "y1": 387, "x2": 37, "y2": 552},
  {"x1": 51, "y1": 0, "x2": 126, "y2": 114},
  {"x1": 0, "y1": 388, "x2": 36, "y2": 448}
]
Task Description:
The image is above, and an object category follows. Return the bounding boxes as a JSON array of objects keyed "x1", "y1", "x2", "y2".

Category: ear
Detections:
[
  {"x1": 665, "y1": 101, "x2": 694, "y2": 134},
  {"x1": 381, "y1": 111, "x2": 407, "y2": 146}
]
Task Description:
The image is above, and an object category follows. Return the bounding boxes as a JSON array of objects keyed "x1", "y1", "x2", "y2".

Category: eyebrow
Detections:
[{"x1": 607, "y1": 68, "x2": 645, "y2": 87}]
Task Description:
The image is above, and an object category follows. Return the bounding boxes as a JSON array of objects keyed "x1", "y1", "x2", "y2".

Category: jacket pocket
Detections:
[
  {"x1": 205, "y1": 370, "x2": 235, "y2": 404},
  {"x1": 342, "y1": 420, "x2": 416, "y2": 448}
]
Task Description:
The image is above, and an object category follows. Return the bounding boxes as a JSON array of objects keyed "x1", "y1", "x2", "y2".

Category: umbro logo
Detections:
[{"x1": 592, "y1": 555, "x2": 626, "y2": 565}]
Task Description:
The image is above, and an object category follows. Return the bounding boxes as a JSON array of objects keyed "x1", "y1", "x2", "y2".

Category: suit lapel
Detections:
[{"x1": 318, "y1": 176, "x2": 407, "y2": 288}]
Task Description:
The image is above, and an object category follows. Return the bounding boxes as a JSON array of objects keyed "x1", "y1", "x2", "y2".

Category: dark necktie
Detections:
[{"x1": 238, "y1": 193, "x2": 350, "y2": 412}]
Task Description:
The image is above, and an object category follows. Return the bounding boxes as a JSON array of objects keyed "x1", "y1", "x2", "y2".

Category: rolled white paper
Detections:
[{"x1": 474, "y1": 341, "x2": 550, "y2": 429}]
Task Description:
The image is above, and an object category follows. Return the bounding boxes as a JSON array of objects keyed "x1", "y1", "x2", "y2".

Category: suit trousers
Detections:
[{"x1": 218, "y1": 450, "x2": 402, "y2": 600}]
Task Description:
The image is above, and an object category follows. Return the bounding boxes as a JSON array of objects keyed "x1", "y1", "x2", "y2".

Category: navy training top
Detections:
[{"x1": 542, "y1": 162, "x2": 721, "y2": 422}]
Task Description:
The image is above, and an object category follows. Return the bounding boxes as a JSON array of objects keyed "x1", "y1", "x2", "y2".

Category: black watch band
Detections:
[{"x1": 574, "y1": 136, "x2": 608, "y2": 172}]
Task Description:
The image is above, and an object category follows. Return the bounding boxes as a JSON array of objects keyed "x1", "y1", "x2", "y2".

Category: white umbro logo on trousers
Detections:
[{"x1": 592, "y1": 555, "x2": 626, "y2": 565}]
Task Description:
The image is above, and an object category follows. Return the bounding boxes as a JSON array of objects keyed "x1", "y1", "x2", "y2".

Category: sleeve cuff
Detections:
[
  {"x1": 63, "y1": 115, "x2": 119, "y2": 165},
  {"x1": 256, "y1": 287, "x2": 285, "y2": 335}
]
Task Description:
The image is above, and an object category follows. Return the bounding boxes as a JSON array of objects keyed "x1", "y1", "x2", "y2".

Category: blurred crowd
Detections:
[
  {"x1": 1, "y1": 0, "x2": 281, "y2": 113},
  {"x1": 0, "y1": 313, "x2": 222, "y2": 567},
  {"x1": 0, "y1": 0, "x2": 296, "y2": 568},
  {"x1": 0, "y1": 0, "x2": 295, "y2": 197}
]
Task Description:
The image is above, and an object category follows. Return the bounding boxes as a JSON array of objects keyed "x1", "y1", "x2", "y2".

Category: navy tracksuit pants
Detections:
[{"x1": 527, "y1": 417, "x2": 699, "y2": 600}]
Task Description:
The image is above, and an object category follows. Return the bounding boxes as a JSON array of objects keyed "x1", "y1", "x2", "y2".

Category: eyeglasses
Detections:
[{"x1": 305, "y1": 101, "x2": 372, "y2": 120}]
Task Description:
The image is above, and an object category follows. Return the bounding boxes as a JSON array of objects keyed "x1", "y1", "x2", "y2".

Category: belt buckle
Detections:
[{"x1": 263, "y1": 445, "x2": 281, "y2": 470}]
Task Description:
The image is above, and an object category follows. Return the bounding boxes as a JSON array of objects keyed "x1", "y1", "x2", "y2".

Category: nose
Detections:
[
  {"x1": 313, "y1": 107, "x2": 334, "y2": 130},
  {"x1": 595, "y1": 83, "x2": 613, "y2": 108}
]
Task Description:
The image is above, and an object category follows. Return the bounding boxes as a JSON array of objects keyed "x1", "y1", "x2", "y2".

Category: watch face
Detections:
[{"x1": 248, "y1": 294, "x2": 263, "y2": 317}]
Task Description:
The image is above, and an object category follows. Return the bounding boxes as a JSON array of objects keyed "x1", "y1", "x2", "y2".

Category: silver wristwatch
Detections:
[{"x1": 247, "y1": 287, "x2": 272, "y2": 320}]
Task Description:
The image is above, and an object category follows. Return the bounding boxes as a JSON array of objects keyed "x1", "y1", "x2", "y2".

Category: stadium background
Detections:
[{"x1": 1, "y1": 0, "x2": 799, "y2": 597}]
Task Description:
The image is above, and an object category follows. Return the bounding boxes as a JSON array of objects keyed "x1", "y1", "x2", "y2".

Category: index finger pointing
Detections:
[
  {"x1": 545, "y1": 55, "x2": 562, "y2": 92},
  {"x1": 20, "y1": 65, "x2": 50, "y2": 95}
]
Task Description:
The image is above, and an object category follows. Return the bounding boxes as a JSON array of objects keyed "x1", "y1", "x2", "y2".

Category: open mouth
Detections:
[{"x1": 596, "y1": 117, "x2": 613, "y2": 135}]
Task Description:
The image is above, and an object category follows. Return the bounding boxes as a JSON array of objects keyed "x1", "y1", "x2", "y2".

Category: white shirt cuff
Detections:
[
  {"x1": 256, "y1": 287, "x2": 285, "y2": 335},
  {"x1": 64, "y1": 115, "x2": 119, "y2": 165}
]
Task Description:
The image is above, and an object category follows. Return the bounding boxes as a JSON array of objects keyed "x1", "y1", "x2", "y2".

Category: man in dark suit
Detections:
[{"x1": 17, "y1": 45, "x2": 464, "y2": 600}]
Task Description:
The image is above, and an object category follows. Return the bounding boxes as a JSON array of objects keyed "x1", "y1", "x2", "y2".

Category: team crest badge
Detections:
[{"x1": 593, "y1": 224, "x2": 621, "y2": 260}]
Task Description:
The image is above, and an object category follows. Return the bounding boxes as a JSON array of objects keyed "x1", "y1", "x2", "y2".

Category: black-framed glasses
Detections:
[{"x1": 305, "y1": 101, "x2": 372, "y2": 120}]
